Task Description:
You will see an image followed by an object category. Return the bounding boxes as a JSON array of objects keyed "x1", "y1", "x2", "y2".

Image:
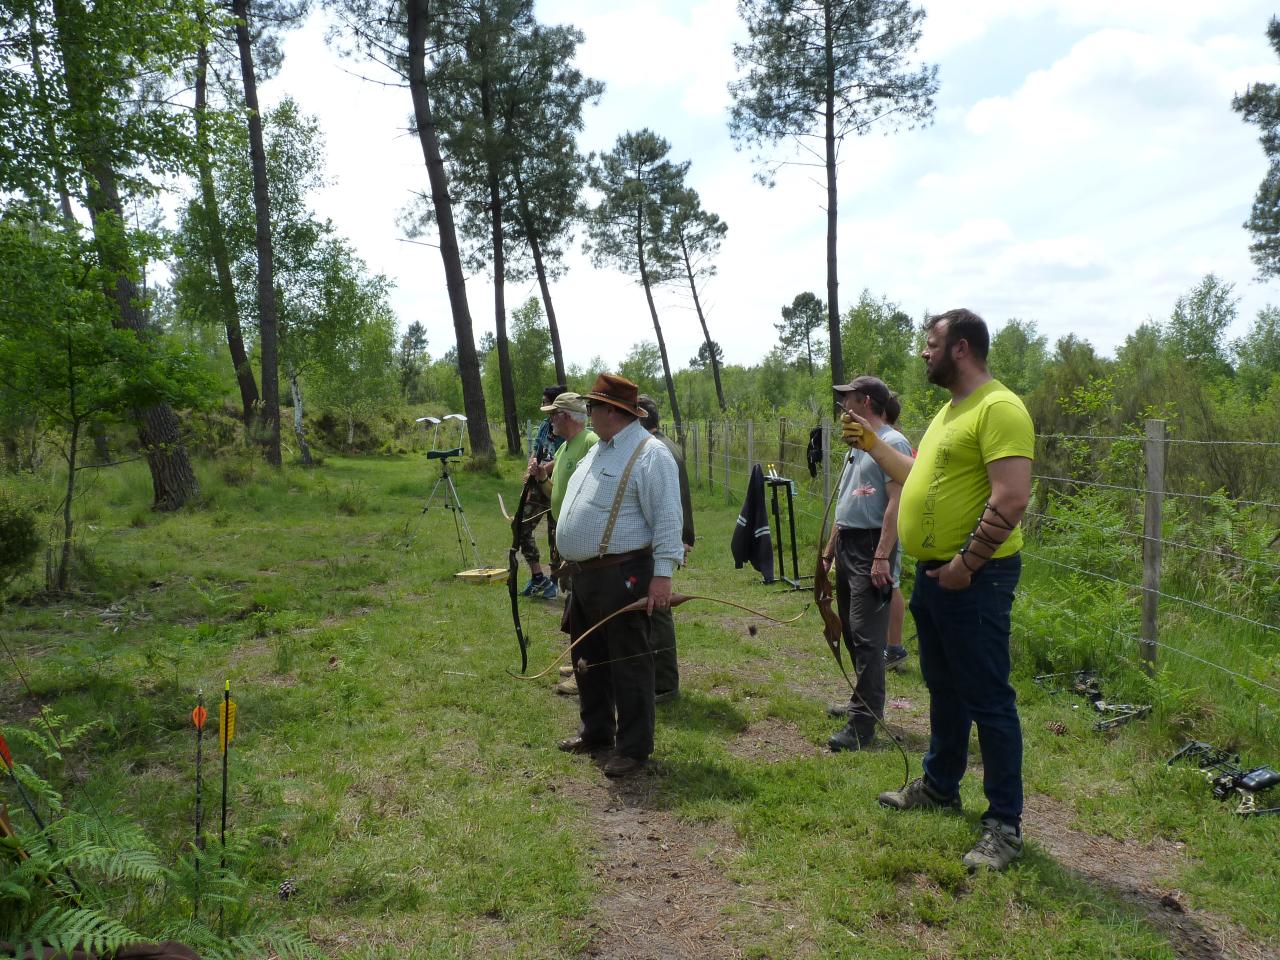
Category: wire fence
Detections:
[{"x1": 672, "y1": 415, "x2": 1280, "y2": 727}]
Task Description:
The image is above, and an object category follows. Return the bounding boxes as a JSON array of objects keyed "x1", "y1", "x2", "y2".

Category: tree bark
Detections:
[
  {"x1": 26, "y1": 0, "x2": 75, "y2": 225},
  {"x1": 407, "y1": 0, "x2": 493, "y2": 459},
  {"x1": 637, "y1": 219, "x2": 682, "y2": 442},
  {"x1": 233, "y1": 0, "x2": 282, "y2": 465},
  {"x1": 195, "y1": 32, "x2": 259, "y2": 428},
  {"x1": 514, "y1": 170, "x2": 566, "y2": 385},
  {"x1": 287, "y1": 371, "x2": 312, "y2": 466},
  {"x1": 52, "y1": 0, "x2": 201, "y2": 511},
  {"x1": 823, "y1": 0, "x2": 843, "y2": 387},
  {"x1": 480, "y1": 78, "x2": 520, "y2": 454},
  {"x1": 679, "y1": 231, "x2": 726, "y2": 412}
]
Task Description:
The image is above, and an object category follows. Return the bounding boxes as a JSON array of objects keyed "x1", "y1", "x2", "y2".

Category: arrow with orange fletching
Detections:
[{"x1": 509, "y1": 593, "x2": 809, "y2": 681}]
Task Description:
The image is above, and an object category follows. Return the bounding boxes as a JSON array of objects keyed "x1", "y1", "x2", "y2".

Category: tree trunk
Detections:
[
  {"x1": 637, "y1": 226, "x2": 683, "y2": 443},
  {"x1": 233, "y1": 0, "x2": 282, "y2": 465},
  {"x1": 52, "y1": 0, "x2": 201, "y2": 511},
  {"x1": 346, "y1": 411, "x2": 355, "y2": 448},
  {"x1": 287, "y1": 371, "x2": 312, "y2": 466},
  {"x1": 57, "y1": 419, "x2": 78, "y2": 592},
  {"x1": 195, "y1": 31, "x2": 259, "y2": 428},
  {"x1": 26, "y1": 0, "x2": 75, "y2": 224},
  {"x1": 514, "y1": 170, "x2": 566, "y2": 385},
  {"x1": 406, "y1": 0, "x2": 493, "y2": 459},
  {"x1": 679, "y1": 232, "x2": 726, "y2": 412},
  {"x1": 823, "y1": 0, "x2": 843, "y2": 387}
]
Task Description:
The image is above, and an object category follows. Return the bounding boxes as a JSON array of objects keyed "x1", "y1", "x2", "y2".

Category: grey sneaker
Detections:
[
  {"x1": 884, "y1": 646, "x2": 908, "y2": 671},
  {"x1": 963, "y1": 818, "x2": 1023, "y2": 871},
  {"x1": 877, "y1": 776, "x2": 962, "y2": 812}
]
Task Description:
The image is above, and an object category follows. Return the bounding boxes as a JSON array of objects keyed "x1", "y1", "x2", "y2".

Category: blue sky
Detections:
[{"x1": 268, "y1": 0, "x2": 1280, "y2": 370}]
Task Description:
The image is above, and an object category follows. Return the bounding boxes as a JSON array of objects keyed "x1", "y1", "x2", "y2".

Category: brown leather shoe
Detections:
[
  {"x1": 557, "y1": 734, "x2": 611, "y2": 754},
  {"x1": 603, "y1": 755, "x2": 646, "y2": 778}
]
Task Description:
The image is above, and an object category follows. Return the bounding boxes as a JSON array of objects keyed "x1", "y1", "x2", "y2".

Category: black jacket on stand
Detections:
[{"x1": 731, "y1": 464, "x2": 774, "y2": 581}]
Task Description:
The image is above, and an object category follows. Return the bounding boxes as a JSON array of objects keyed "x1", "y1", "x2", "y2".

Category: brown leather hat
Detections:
[{"x1": 584, "y1": 373, "x2": 645, "y2": 417}]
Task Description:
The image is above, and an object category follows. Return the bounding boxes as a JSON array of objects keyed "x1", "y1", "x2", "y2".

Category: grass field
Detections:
[{"x1": 2, "y1": 453, "x2": 1278, "y2": 959}]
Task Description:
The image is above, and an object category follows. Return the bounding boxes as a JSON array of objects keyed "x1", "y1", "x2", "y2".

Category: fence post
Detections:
[
  {"x1": 1141, "y1": 418, "x2": 1166, "y2": 676},
  {"x1": 723, "y1": 420, "x2": 732, "y2": 505},
  {"x1": 747, "y1": 419, "x2": 755, "y2": 473},
  {"x1": 779, "y1": 416, "x2": 787, "y2": 470},
  {"x1": 706, "y1": 420, "x2": 715, "y2": 494},
  {"x1": 692, "y1": 422, "x2": 700, "y2": 488}
]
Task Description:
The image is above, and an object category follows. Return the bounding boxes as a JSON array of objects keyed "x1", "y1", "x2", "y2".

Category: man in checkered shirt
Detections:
[{"x1": 554, "y1": 374, "x2": 683, "y2": 778}]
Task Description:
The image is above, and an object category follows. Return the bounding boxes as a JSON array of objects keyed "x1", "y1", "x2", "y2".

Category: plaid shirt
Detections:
[{"x1": 555, "y1": 419, "x2": 684, "y2": 577}]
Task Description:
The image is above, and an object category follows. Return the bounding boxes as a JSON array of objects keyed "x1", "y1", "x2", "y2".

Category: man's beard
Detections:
[{"x1": 926, "y1": 349, "x2": 958, "y2": 389}]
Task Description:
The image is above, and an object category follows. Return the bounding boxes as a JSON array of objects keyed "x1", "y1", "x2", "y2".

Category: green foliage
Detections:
[
  {"x1": 0, "y1": 489, "x2": 40, "y2": 591},
  {"x1": 1232, "y1": 16, "x2": 1280, "y2": 279},
  {"x1": 776, "y1": 292, "x2": 826, "y2": 376}
]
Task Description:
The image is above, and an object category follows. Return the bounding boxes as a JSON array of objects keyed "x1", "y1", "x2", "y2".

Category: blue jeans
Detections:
[{"x1": 910, "y1": 554, "x2": 1023, "y2": 827}]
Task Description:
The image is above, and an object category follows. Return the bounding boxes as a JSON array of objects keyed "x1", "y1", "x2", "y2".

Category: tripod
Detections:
[{"x1": 409, "y1": 448, "x2": 479, "y2": 568}]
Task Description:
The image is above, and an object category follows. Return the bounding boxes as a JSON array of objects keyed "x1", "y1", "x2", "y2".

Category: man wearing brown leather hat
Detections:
[{"x1": 554, "y1": 373, "x2": 684, "y2": 778}]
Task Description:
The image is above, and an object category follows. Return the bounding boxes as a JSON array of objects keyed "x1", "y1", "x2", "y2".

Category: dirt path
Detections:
[
  {"x1": 1025, "y1": 794, "x2": 1275, "y2": 960},
  {"x1": 561, "y1": 713, "x2": 1274, "y2": 960},
  {"x1": 561, "y1": 769, "x2": 747, "y2": 960}
]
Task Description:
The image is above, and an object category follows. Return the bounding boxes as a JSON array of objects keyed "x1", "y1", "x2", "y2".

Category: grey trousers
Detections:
[{"x1": 835, "y1": 527, "x2": 892, "y2": 740}]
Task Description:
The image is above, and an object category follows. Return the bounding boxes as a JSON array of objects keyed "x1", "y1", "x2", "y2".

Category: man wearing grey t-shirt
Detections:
[{"x1": 819, "y1": 376, "x2": 913, "y2": 751}]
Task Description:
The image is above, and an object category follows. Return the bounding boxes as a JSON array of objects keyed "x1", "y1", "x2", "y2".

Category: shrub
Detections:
[{"x1": 0, "y1": 490, "x2": 40, "y2": 590}]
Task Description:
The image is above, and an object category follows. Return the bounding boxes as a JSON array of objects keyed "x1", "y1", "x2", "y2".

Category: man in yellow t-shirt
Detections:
[{"x1": 842, "y1": 308, "x2": 1033, "y2": 872}]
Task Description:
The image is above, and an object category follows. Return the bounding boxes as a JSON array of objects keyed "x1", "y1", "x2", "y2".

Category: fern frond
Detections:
[{"x1": 26, "y1": 904, "x2": 140, "y2": 956}]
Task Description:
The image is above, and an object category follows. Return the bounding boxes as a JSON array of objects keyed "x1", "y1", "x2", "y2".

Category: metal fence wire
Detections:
[{"x1": 674, "y1": 415, "x2": 1280, "y2": 711}]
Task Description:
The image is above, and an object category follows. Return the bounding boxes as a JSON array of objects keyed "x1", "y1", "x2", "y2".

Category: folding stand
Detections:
[{"x1": 763, "y1": 473, "x2": 810, "y2": 591}]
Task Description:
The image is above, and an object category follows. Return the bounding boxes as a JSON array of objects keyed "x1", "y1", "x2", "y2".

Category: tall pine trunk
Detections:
[
  {"x1": 679, "y1": 231, "x2": 725, "y2": 412},
  {"x1": 636, "y1": 220, "x2": 682, "y2": 442},
  {"x1": 233, "y1": 0, "x2": 282, "y2": 465},
  {"x1": 514, "y1": 170, "x2": 566, "y2": 385},
  {"x1": 823, "y1": 1, "x2": 843, "y2": 386},
  {"x1": 195, "y1": 31, "x2": 259, "y2": 428},
  {"x1": 53, "y1": 0, "x2": 200, "y2": 511},
  {"x1": 407, "y1": 0, "x2": 493, "y2": 458}
]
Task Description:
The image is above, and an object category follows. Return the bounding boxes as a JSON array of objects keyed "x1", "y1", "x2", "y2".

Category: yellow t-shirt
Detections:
[{"x1": 898, "y1": 379, "x2": 1034, "y2": 561}]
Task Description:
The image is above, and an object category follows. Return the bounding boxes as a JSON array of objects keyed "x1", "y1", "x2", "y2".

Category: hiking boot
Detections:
[
  {"x1": 558, "y1": 665, "x2": 574, "y2": 678},
  {"x1": 963, "y1": 818, "x2": 1023, "y2": 871},
  {"x1": 877, "y1": 776, "x2": 962, "y2": 813},
  {"x1": 538, "y1": 579, "x2": 559, "y2": 600},
  {"x1": 827, "y1": 700, "x2": 852, "y2": 718},
  {"x1": 827, "y1": 725, "x2": 874, "y2": 752},
  {"x1": 520, "y1": 575, "x2": 547, "y2": 597},
  {"x1": 885, "y1": 646, "x2": 909, "y2": 671},
  {"x1": 555, "y1": 676, "x2": 578, "y2": 696},
  {"x1": 603, "y1": 755, "x2": 645, "y2": 778}
]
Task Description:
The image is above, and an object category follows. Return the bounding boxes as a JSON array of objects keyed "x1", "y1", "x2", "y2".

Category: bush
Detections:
[{"x1": 0, "y1": 490, "x2": 40, "y2": 590}]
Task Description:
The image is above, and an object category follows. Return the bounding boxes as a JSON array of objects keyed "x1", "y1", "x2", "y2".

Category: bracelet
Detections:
[
  {"x1": 822, "y1": 554, "x2": 833, "y2": 562},
  {"x1": 873, "y1": 555, "x2": 889, "y2": 561}
]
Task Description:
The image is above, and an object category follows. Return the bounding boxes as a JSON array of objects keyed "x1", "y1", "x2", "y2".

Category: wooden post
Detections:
[
  {"x1": 821, "y1": 421, "x2": 831, "y2": 510},
  {"x1": 691, "y1": 422, "x2": 700, "y2": 488},
  {"x1": 779, "y1": 417, "x2": 787, "y2": 471},
  {"x1": 1140, "y1": 418, "x2": 1166, "y2": 676},
  {"x1": 723, "y1": 420, "x2": 731, "y2": 504},
  {"x1": 706, "y1": 420, "x2": 714, "y2": 494},
  {"x1": 747, "y1": 419, "x2": 755, "y2": 472}
]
